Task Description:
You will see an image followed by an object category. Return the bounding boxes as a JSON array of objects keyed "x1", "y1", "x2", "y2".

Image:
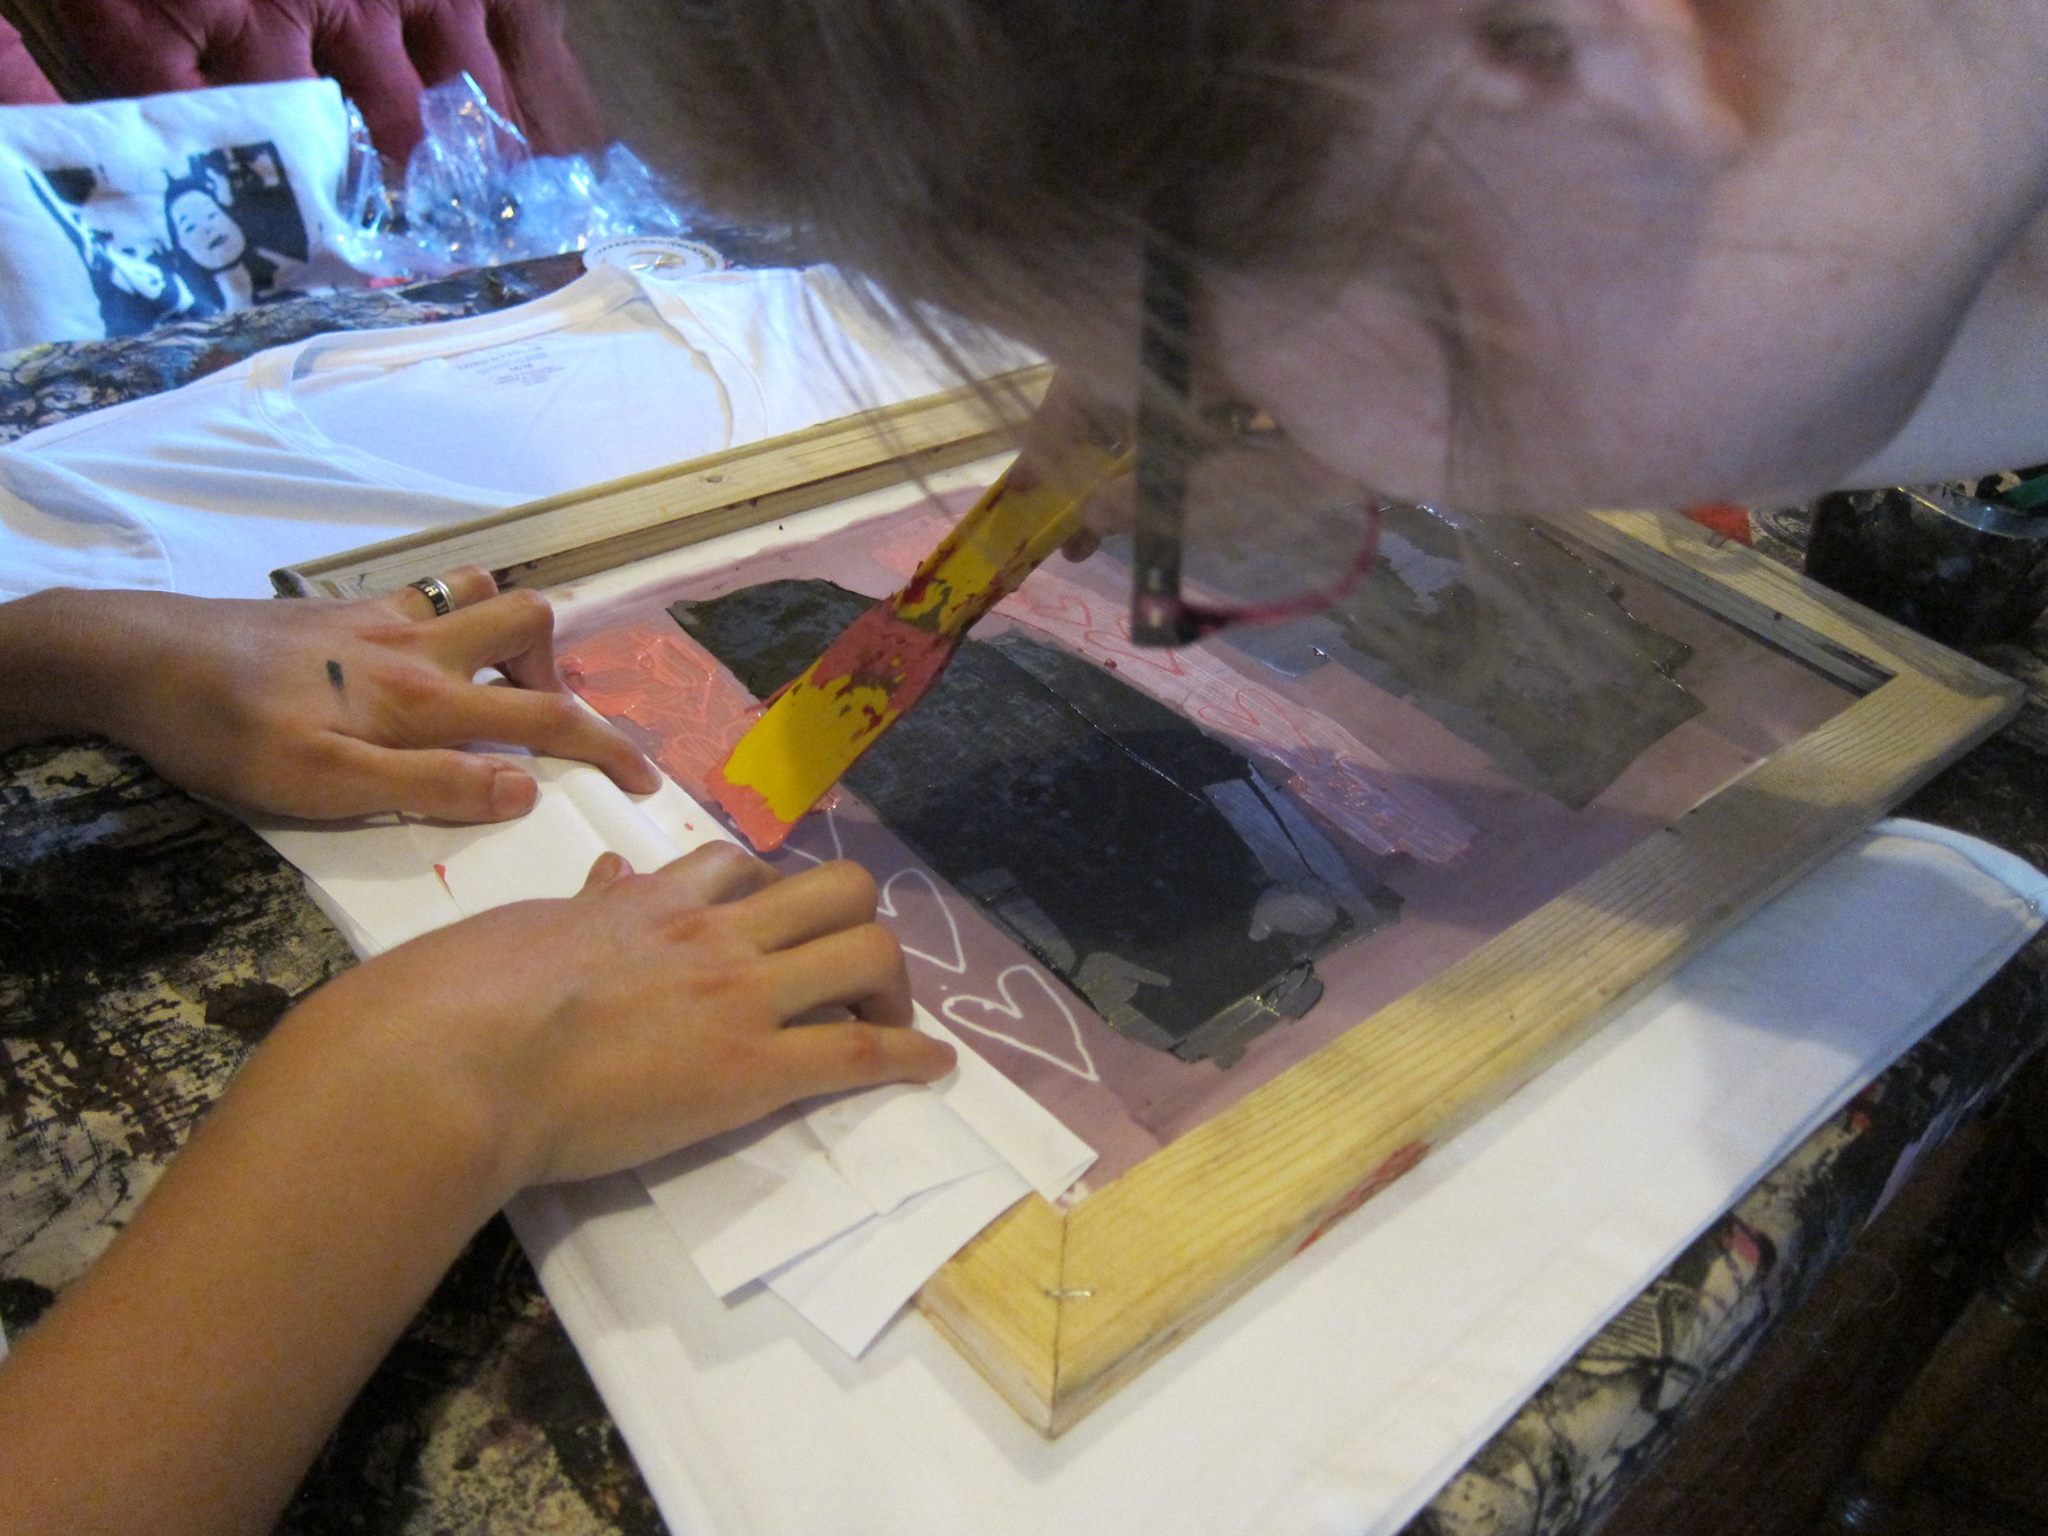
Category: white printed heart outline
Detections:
[
  {"x1": 782, "y1": 810, "x2": 967, "y2": 975},
  {"x1": 781, "y1": 811, "x2": 1093, "y2": 1079},
  {"x1": 941, "y1": 964, "x2": 1100, "y2": 1083},
  {"x1": 776, "y1": 804, "x2": 847, "y2": 866},
  {"x1": 877, "y1": 866, "x2": 967, "y2": 975}
]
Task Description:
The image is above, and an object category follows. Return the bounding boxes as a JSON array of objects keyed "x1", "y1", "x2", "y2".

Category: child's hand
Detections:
[
  {"x1": 18, "y1": 574, "x2": 658, "y2": 821},
  {"x1": 281, "y1": 844, "x2": 957, "y2": 1195},
  {"x1": 1000, "y1": 372, "x2": 1133, "y2": 565},
  {"x1": 0, "y1": 844, "x2": 955, "y2": 1536}
]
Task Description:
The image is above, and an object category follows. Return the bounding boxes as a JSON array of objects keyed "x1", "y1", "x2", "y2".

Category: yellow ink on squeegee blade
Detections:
[{"x1": 711, "y1": 433, "x2": 1130, "y2": 851}]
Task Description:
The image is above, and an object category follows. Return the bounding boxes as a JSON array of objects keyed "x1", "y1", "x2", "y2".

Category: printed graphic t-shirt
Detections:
[
  {"x1": 0, "y1": 80, "x2": 363, "y2": 348},
  {"x1": 0, "y1": 264, "x2": 985, "y2": 600}
]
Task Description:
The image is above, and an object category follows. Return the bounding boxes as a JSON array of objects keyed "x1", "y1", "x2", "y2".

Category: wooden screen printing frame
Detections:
[{"x1": 277, "y1": 371, "x2": 2023, "y2": 1436}]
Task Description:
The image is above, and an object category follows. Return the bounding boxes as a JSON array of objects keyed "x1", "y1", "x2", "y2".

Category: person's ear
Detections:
[{"x1": 1467, "y1": 0, "x2": 1746, "y2": 166}]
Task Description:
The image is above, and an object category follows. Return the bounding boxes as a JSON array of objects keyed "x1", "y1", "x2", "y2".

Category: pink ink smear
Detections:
[
  {"x1": 1726, "y1": 1219, "x2": 1763, "y2": 1271},
  {"x1": 559, "y1": 617, "x2": 777, "y2": 803},
  {"x1": 1295, "y1": 1140, "x2": 1430, "y2": 1255},
  {"x1": 707, "y1": 768, "x2": 798, "y2": 852}
]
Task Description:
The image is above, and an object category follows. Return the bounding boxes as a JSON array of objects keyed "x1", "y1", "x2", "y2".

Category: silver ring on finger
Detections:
[{"x1": 407, "y1": 575, "x2": 454, "y2": 618}]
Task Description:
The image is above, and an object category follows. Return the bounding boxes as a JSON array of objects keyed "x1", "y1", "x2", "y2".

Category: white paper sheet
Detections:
[
  {"x1": 256, "y1": 813, "x2": 459, "y2": 952},
  {"x1": 507, "y1": 820, "x2": 2048, "y2": 1536},
  {"x1": 641, "y1": 1113, "x2": 885, "y2": 1299},
  {"x1": 803, "y1": 1083, "x2": 1005, "y2": 1217},
  {"x1": 764, "y1": 1164, "x2": 1032, "y2": 1355}
]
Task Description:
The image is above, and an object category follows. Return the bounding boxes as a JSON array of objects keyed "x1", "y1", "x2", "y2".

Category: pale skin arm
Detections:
[
  {"x1": 0, "y1": 844, "x2": 954, "y2": 1536},
  {"x1": 0, "y1": 571, "x2": 659, "y2": 822}
]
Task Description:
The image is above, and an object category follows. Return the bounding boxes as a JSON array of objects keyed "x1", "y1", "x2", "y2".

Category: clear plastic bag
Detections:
[{"x1": 335, "y1": 74, "x2": 698, "y2": 280}]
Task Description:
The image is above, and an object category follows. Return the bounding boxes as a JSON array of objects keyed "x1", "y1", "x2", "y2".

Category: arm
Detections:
[
  {"x1": 0, "y1": 845, "x2": 953, "y2": 1536},
  {"x1": 0, "y1": 573, "x2": 658, "y2": 821}
]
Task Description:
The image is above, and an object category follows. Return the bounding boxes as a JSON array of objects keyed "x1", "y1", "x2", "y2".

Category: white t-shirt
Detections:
[
  {"x1": 0, "y1": 265, "x2": 986, "y2": 600},
  {"x1": 0, "y1": 80, "x2": 362, "y2": 349}
]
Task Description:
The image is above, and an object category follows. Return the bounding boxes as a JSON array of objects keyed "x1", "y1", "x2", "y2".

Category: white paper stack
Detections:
[{"x1": 255, "y1": 756, "x2": 1094, "y2": 1355}]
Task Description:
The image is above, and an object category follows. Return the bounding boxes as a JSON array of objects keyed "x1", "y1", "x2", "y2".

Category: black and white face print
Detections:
[{"x1": 26, "y1": 141, "x2": 313, "y2": 337}]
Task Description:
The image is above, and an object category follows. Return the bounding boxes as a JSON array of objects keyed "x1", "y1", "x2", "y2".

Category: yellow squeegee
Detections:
[{"x1": 709, "y1": 421, "x2": 1128, "y2": 851}]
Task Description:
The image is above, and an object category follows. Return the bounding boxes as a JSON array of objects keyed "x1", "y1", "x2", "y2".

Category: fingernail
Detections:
[
  {"x1": 628, "y1": 755, "x2": 661, "y2": 794},
  {"x1": 489, "y1": 766, "x2": 537, "y2": 819}
]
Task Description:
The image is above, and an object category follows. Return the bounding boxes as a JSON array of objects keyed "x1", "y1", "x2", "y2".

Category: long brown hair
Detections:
[{"x1": 609, "y1": 2, "x2": 1335, "y2": 344}]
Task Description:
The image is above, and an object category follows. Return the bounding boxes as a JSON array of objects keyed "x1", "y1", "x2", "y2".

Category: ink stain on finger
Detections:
[{"x1": 326, "y1": 659, "x2": 346, "y2": 695}]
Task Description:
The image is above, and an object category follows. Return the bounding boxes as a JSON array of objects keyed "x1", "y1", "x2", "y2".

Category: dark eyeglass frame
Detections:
[{"x1": 1127, "y1": 244, "x2": 1384, "y2": 648}]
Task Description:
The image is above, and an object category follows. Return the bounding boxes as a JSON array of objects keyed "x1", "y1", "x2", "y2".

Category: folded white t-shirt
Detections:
[
  {"x1": 0, "y1": 264, "x2": 984, "y2": 600},
  {"x1": 0, "y1": 80, "x2": 363, "y2": 349}
]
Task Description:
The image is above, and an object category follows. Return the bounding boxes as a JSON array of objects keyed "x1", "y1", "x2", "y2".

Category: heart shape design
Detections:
[
  {"x1": 876, "y1": 865, "x2": 967, "y2": 975},
  {"x1": 776, "y1": 804, "x2": 847, "y2": 866},
  {"x1": 1013, "y1": 584, "x2": 1187, "y2": 690},
  {"x1": 941, "y1": 964, "x2": 1100, "y2": 1083},
  {"x1": 784, "y1": 812, "x2": 967, "y2": 976}
]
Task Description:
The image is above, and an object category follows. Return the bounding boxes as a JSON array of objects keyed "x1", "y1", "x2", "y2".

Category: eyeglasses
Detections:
[{"x1": 1127, "y1": 245, "x2": 1384, "y2": 648}]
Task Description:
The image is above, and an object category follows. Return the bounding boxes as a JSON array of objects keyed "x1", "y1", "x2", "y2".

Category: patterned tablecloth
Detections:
[{"x1": 1, "y1": 258, "x2": 2044, "y2": 1536}]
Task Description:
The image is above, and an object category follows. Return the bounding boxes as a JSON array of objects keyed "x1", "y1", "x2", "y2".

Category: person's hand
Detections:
[
  {"x1": 1001, "y1": 372, "x2": 1133, "y2": 564},
  {"x1": 17, "y1": 573, "x2": 658, "y2": 821},
  {"x1": 1056, "y1": 475, "x2": 1131, "y2": 564},
  {"x1": 281, "y1": 843, "x2": 957, "y2": 1194},
  {"x1": 0, "y1": 845, "x2": 954, "y2": 1536}
]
